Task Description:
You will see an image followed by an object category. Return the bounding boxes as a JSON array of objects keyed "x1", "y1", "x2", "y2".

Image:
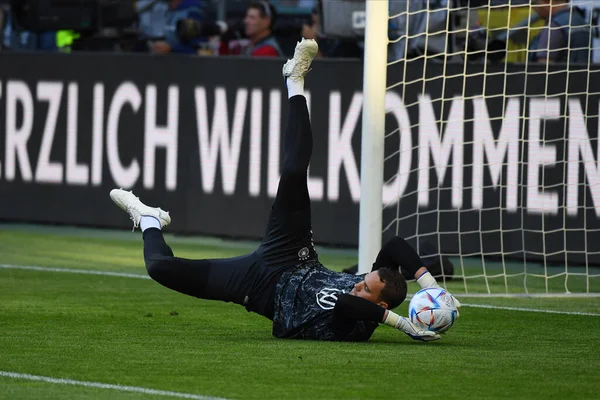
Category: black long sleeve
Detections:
[
  {"x1": 333, "y1": 294, "x2": 386, "y2": 323},
  {"x1": 331, "y1": 294, "x2": 384, "y2": 341},
  {"x1": 371, "y1": 236, "x2": 424, "y2": 277}
]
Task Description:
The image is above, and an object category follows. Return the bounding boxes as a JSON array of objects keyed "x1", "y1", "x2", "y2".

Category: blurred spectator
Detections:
[
  {"x1": 275, "y1": 0, "x2": 316, "y2": 8},
  {"x1": 572, "y1": 0, "x2": 600, "y2": 63},
  {"x1": 476, "y1": 2, "x2": 545, "y2": 63},
  {"x1": 301, "y1": 6, "x2": 340, "y2": 57},
  {"x1": 223, "y1": 1, "x2": 284, "y2": 57},
  {"x1": 301, "y1": 2, "x2": 361, "y2": 58},
  {"x1": 297, "y1": 0, "x2": 316, "y2": 8},
  {"x1": 529, "y1": 0, "x2": 591, "y2": 63},
  {"x1": 2, "y1": 6, "x2": 56, "y2": 51},
  {"x1": 137, "y1": 0, "x2": 170, "y2": 40},
  {"x1": 150, "y1": 0, "x2": 208, "y2": 55},
  {"x1": 300, "y1": 7, "x2": 318, "y2": 41},
  {"x1": 388, "y1": 0, "x2": 449, "y2": 62}
]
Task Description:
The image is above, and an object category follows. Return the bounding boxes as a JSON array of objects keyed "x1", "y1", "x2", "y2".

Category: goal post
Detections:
[
  {"x1": 358, "y1": 0, "x2": 389, "y2": 274},
  {"x1": 359, "y1": 0, "x2": 600, "y2": 295}
]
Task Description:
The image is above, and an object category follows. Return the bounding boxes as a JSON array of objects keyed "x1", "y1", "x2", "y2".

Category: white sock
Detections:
[
  {"x1": 140, "y1": 216, "x2": 161, "y2": 232},
  {"x1": 286, "y1": 77, "x2": 304, "y2": 99}
]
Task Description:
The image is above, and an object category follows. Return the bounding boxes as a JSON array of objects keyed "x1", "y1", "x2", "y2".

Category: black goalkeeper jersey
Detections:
[{"x1": 272, "y1": 261, "x2": 379, "y2": 341}]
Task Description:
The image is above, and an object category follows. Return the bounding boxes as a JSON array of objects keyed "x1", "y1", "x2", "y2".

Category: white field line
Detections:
[
  {"x1": 460, "y1": 303, "x2": 600, "y2": 317},
  {"x1": 2, "y1": 263, "x2": 600, "y2": 317},
  {"x1": 0, "y1": 371, "x2": 229, "y2": 400},
  {"x1": 0, "y1": 264, "x2": 150, "y2": 279}
]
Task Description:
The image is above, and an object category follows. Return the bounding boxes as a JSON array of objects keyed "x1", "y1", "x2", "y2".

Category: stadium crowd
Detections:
[{"x1": 0, "y1": 0, "x2": 597, "y2": 64}]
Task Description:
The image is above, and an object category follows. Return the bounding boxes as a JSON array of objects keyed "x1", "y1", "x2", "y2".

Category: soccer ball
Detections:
[{"x1": 408, "y1": 288, "x2": 459, "y2": 333}]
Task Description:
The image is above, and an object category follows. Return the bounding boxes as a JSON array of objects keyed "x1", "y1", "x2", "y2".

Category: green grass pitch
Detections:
[{"x1": 1, "y1": 225, "x2": 600, "y2": 400}]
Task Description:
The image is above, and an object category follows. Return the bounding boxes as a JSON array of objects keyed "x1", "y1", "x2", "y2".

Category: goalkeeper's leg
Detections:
[
  {"x1": 257, "y1": 38, "x2": 319, "y2": 266},
  {"x1": 109, "y1": 189, "x2": 257, "y2": 308},
  {"x1": 142, "y1": 228, "x2": 256, "y2": 306}
]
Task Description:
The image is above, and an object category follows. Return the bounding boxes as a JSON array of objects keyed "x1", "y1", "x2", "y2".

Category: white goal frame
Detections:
[{"x1": 358, "y1": 0, "x2": 389, "y2": 275}]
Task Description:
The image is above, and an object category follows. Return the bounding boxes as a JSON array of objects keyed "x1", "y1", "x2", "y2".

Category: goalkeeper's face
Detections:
[{"x1": 350, "y1": 272, "x2": 387, "y2": 307}]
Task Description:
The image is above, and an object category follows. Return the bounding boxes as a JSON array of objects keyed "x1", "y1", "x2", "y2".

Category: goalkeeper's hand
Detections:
[
  {"x1": 383, "y1": 311, "x2": 441, "y2": 342},
  {"x1": 396, "y1": 317, "x2": 441, "y2": 342},
  {"x1": 417, "y1": 270, "x2": 462, "y2": 308}
]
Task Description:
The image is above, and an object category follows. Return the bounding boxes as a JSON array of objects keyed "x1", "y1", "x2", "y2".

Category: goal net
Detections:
[{"x1": 375, "y1": 0, "x2": 600, "y2": 296}]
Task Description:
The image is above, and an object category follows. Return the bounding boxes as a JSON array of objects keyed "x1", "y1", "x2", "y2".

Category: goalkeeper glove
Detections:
[
  {"x1": 383, "y1": 311, "x2": 441, "y2": 342},
  {"x1": 417, "y1": 271, "x2": 462, "y2": 308}
]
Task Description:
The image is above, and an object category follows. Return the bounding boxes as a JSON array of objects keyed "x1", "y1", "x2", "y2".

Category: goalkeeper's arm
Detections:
[
  {"x1": 371, "y1": 236, "x2": 424, "y2": 276},
  {"x1": 333, "y1": 294, "x2": 440, "y2": 342},
  {"x1": 371, "y1": 236, "x2": 461, "y2": 307}
]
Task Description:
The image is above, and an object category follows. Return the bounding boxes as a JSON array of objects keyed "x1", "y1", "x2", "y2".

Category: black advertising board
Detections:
[{"x1": 0, "y1": 53, "x2": 598, "y2": 265}]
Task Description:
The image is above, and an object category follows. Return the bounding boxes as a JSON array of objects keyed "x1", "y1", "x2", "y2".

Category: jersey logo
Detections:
[
  {"x1": 316, "y1": 288, "x2": 344, "y2": 310},
  {"x1": 298, "y1": 247, "x2": 310, "y2": 261}
]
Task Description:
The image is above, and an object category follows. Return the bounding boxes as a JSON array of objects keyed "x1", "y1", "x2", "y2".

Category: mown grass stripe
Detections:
[{"x1": 2, "y1": 263, "x2": 599, "y2": 317}]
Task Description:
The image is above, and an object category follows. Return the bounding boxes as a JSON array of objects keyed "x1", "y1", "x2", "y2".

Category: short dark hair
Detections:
[
  {"x1": 248, "y1": 1, "x2": 278, "y2": 30},
  {"x1": 377, "y1": 268, "x2": 407, "y2": 309}
]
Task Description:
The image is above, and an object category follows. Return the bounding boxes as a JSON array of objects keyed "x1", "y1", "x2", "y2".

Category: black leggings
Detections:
[{"x1": 143, "y1": 96, "x2": 318, "y2": 319}]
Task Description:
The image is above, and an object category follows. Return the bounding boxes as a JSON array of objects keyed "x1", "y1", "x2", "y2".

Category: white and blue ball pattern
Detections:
[{"x1": 408, "y1": 288, "x2": 459, "y2": 333}]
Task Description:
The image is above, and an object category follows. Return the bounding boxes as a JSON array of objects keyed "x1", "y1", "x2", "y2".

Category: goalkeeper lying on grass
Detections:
[{"x1": 110, "y1": 38, "x2": 460, "y2": 342}]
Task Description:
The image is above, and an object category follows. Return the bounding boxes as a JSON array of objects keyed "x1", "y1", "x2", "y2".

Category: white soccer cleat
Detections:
[
  {"x1": 109, "y1": 188, "x2": 171, "y2": 230},
  {"x1": 282, "y1": 38, "x2": 318, "y2": 81}
]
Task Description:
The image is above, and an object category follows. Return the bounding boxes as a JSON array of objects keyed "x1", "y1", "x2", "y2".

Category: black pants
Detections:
[{"x1": 143, "y1": 96, "x2": 318, "y2": 320}]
